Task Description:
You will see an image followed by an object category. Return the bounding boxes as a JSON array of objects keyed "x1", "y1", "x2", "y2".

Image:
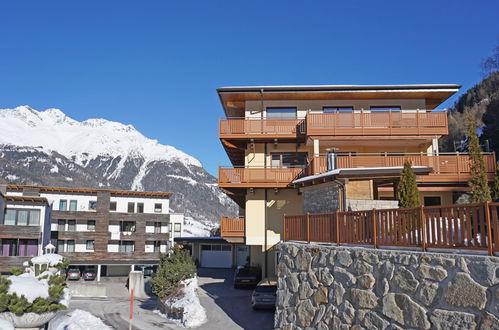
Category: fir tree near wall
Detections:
[
  {"x1": 467, "y1": 113, "x2": 492, "y2": 202},
  {"x1": 397, "y1": 160, "x2": 421, "y2": 208}
]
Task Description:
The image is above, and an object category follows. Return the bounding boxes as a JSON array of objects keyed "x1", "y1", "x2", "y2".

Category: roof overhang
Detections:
[
  {"x1": 291, "y1": 166, "x2": 432, "y2": 188},
  {"x1": 217, "y1": 84, "x2": 461, "y2": 117}
]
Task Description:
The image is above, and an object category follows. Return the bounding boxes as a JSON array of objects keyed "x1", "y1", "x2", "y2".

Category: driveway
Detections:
[{"x1": 65, "y1": 268, "x2": 274, "y2": 330}]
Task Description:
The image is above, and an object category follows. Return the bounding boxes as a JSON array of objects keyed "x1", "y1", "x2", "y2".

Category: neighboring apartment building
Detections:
[
  {"x1": 0, "y1": 188, "x2": 52, "y2": 273},
  {"x1": 216, "y1": 84, "x2": 497, "y2": 277},
  {"x1": 3, "y1": 185, "x2": 183, "y2": 278}
]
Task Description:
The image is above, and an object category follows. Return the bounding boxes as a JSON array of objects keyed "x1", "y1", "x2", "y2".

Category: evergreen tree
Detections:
[
  {"x1": 397, "y1": 160, "x2": 421, "y2": 208},
  {"x1": 467, "y1": 113, "x2": 492, "y2": 202},
  {"x1": 493, "y1": 164, "x2": 499, "y2": 201}
]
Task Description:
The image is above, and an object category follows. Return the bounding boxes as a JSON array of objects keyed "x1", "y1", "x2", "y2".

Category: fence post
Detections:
[
  {"x1": 484, "y1": 202, "x2": 493, "y2": 256},
  {"x1": 373, "y1": 209, "x2": 378, "y2": 249},
  {"x1": 335, "y1": 211, "x2": 340, "y2": 246},
  {"x1": 307, "y1": 213, "x2": 310, "y2": 243},
  {"x1": 420, "y1": 206, "x2": 426, "y2": 252}
]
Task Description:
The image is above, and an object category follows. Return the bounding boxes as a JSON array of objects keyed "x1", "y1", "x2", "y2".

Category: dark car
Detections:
[
  {"x1": 251, "y1": 278, "x2": 277, "y2": 310},
  {"x1": 234, "y1": 266, "x2": 262, "y2": 289},
  {"x1": 67, "y1": 268, "x2": 81, "y2": 280},
  {"x1": 82, "y1": 269, "x2": 96, "y2": 281}
]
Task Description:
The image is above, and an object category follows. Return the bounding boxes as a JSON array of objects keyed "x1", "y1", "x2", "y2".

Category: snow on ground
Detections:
[
  {"x1": 49, "y1": 309, "x2": 112, "y2": 330},
  {"x1": 161, "y1": 277, "x2": 207, "y2": 328},
  {"x1": 7, "y1": 273, "x2": 49, "y2": 303},
  {"x1": 0, "y1": 319, "x2": 15, "y2": 330},
  {"x1": 182, "y1": 216, "x2": 212, "y2": 237},
  {"x1": 31, "y1": 253, "x2": 64, "y2": 267}
]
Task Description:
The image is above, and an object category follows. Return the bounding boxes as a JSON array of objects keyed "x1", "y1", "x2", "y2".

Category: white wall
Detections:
[
  {"x1": 107, "y1": 243, "x2": 119, "y2": 252},
  {"x1": 111, "y1": 196, "x2": 170, "y2": 214},
  {"x1": 75, "y1": 243, "x2": 94, "y2": 253}
]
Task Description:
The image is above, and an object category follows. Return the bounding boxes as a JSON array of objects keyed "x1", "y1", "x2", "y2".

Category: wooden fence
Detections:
[{"x1": 284, "y1": 202, "x2": 499, "y2": 255}]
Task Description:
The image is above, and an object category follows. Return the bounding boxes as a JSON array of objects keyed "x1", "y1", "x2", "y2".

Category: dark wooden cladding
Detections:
[
  {"x1": 52, "y1": 191, "x2": 169, "y2": 264},
  {"x1": 284, "y1": 202, "x2": 499, "y2": 255},
  {"x1": 0, "y1": 256, "x2": 31, "y2": 271},
  {"x1": 0, "y1": 225, "x2": 41, "y2": 239}
]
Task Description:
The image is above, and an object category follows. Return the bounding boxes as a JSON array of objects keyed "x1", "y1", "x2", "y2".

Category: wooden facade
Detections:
[{"x1": 220, "y1": 217, "x2": 245, "y2": 238}]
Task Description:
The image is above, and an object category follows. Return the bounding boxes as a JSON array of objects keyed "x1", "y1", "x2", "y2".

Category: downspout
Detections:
[{"x1": 334, "y1": 179, "x2": 346, "y2": 212}]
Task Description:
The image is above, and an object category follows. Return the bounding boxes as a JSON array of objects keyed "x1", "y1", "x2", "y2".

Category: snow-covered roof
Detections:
[
  {"x1": 292, "y1": 166, "x2": 432, "y2": 185},
  {"x1": 31, "y1": 253, "x2": 64, "y2": 267},
  {"x1": 217, "y1": 84, "x2": 461, "y2": 93}
]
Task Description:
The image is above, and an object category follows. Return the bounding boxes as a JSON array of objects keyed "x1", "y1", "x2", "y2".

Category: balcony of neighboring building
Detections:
[
  {"x1": 220, "y1": 216, "x2": 245, "y2": 243},
  {"x1": 219, "y1": 118, "x2": 306, "y2": 140},
  {"x1": 304, "y1": 152, "x2": 497, "y2": 183},
  {"x1": 218, "y1": 166, "x2": 304, "y2": 188}
]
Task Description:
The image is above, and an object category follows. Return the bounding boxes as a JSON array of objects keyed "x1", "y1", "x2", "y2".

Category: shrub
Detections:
[
  {"x1": 397, "y1": 160, "x2": 421, "y2": 208},
  {"x1": 151, "y1": 246, "x2": 196, "y2": 300}
]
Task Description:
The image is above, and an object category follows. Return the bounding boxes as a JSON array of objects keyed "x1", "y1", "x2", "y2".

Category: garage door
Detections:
[{"x1": 200, "y1": 244, "x2": 232, "y2": 268}]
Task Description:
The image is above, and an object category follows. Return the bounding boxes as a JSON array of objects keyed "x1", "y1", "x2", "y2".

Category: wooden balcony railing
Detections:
[
  {"x1": 219, "y1": 118, "x2": 306, "y2": 138},
  {"x1": 306, "y1": 110, "x2": 448, "y2": 136},
  {"x1": 220, "y1": 217, "x2": 245, "y2": 238},
  {"x1": 306, "y1": 153, "x2": 496, "y2": 183},
  {"x1": 218, "y1": 167, "x2": 304, "y2": 187},
  {"x1": 284, "y1": 202, "x2": 499, "y2": 255}
]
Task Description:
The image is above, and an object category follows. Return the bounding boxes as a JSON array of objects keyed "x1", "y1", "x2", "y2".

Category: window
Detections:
[
  {"x1": 86, "y1": 240, "x2": 95, "y2": 250},
  {"x1": 67, "y1": 220, "x2": 76, "y2": 232},
  {"x1": 221, "y1": 245, "x2": 231, "y2": 251},
  {"x1": 370, "y1": 106, "x2": 402, "y2": 113},
  {"x1": 119, "y1": 241, "x2": 134, "y2": 253},
  {"x1": 18, "y1": 239, "x2": 38, "y2": 257},
  {"x1": 87, "y1": 220, "x2": 96, "y2": 231},
  {"x1": 0, "y1": 239, "x2": 17, "y2": 256},
  {"x1": 120, "y1": 221, "x2": 136, "y2": 232},
  {"x1": 323, "y1": 106, "x2": 354, "y2": 113},
  {"x1": 127, "y1": 202, "x2": 135, "y2": 213},
  {"x1": 109, "y1": 201, "x2": 117, "y2": 211},
  {"x1": 271, "y1": 153, "x2": 307, "y2": 168},
  {"x1": 137, "y1": 203, "x2": 144, "y2": 213},
  {"x1": 201, "y1": 245, "x2": 211, "y2": 251},
  {"x1": 69, "y1": 200, "x2": 78, "y2": 212},
  {"x1": 424, "y1": 196, "x2": 441, "y2": 206},
  {"x1": 154, "y1": 203, "x2": 162, "y2": 213},
  {"x1": 88, "y1": 201, "x2": 97, "y2": 211},
  {"x1": 154, "y1": 240, "x2": 161, "y2": 252},
  {"x1": 154, "y1": 222, "x2": 162, "y2": 234},
  {"x1": 58, "y1": 220, "x2": 66, "y2": 231},
  {"x1": 57, "y1": 240, "x2": 65, "y2": 253},
  {"x1": 59, "y1": 200, "x2": 68, "y2": 211},
  {"x1": 266, "y1": 107, "x2": 297, "y2": 119},
  {"x1": 66, "y1": 240, "x2": 75, "y2": 252},
  {"x1": 2, "y1": 209, "x2": 40, "y2": 226}
]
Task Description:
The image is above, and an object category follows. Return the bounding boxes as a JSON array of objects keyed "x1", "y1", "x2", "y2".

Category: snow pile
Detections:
[
  {"x1": 31, "y1": 253, "x2": 64, "y2": 267},
  {"x1": 0, "y1": 319, "x2": 15, "y2": 330},
  {"x1": 7, "y1": 273, "x2": 49, "y2": 303},
  {"x1": 48, "y1": 309, "x2": 112, "y2": 330},
  {"x1": 163, "y1": 277, "x2": 207, "y2": 328},
  {"x1": 58, "y1": 287, "x2": 72, "y2": 307}
]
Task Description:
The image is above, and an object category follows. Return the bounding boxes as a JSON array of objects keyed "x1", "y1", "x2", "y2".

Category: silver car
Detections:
[{"x1": 251, "y1": 278, "x2": 277, "y2": 310}]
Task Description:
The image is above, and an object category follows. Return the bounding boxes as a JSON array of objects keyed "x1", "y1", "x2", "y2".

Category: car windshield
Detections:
[{"x1": 255, "y1": 286, "x2": 277, "y2": 293}]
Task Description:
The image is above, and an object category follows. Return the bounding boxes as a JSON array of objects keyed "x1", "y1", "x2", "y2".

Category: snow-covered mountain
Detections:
[{"x1": 0, "y1": 106, "x2": 237, "y2": 236}]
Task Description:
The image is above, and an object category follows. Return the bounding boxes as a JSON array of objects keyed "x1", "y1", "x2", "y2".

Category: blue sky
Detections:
[{"x1": 1, "y1": 1, "x2": 498, "y2": 176}]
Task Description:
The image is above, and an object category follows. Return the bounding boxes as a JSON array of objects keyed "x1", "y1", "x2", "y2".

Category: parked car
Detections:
[
  {"x1": 67, "y1": 268, "x2": 81, "y2": 280},
  {"x1": 234, "y1": 266, "x2": 261, "y2": 289},
  {"x1": 82, "y1": 269, "x2": 96, "y2": 281},
  {"x1": 251, "y1": 278, "x2": 277, "y2": 310}
]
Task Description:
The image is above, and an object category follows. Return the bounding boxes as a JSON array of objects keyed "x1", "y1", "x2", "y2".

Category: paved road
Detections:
[{"x1": 65, "y1": 268, "x2": 274, "y2": 330}]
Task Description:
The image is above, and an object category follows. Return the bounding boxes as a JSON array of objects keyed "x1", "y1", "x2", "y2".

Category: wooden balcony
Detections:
[
  {"x1": 218, "y1": 167, "x2": 304, "y2": 188},
  {"x1": 307, "y1": 153, "x2": 496, "y2": 183},
  {"x1": 220, "y1": 217, "x2": 245, "y2": 243},
  {"x1": 306, "y1": 110, "x2": 448, "y2": 137},
  {"x1": 219, "y1": 118, "x2": 306, "y2": 139}
]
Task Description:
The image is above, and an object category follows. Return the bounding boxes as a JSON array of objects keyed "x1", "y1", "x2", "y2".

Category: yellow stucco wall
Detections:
[{"x1": 346, "y1": 180, "x2": 373, "y2": 199}]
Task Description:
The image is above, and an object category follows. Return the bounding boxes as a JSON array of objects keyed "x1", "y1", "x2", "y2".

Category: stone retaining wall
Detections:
[{"x1": 276, "y1": 242, "x2": 499, "y2": 329}]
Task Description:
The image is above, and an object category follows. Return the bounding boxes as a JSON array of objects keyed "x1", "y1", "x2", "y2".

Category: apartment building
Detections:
[
  {"x1": 0, "y1": 188, "x2": 52, "y2": 272},
  {"x1": 216, "y1": 84, "x2": 497, "y2": 277},
  {"x1": 4, "y1": 185, "x2": 183, "y2": 278}
]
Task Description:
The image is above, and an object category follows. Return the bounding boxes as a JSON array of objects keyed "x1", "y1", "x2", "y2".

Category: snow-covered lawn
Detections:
[
  {"x1": 0, "y1": 319, "x2": 15, "y2": 330},
  {"x1": 158, "y1": 277, "x2": 207, "y2": 328},
  {"x1": 49, "y1": 309, "x2": 112, "y2": 330}
]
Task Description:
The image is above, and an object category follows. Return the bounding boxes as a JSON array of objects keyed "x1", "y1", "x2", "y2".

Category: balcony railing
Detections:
[
  {"x1": 306, "y1": 152, "x2": 496, "y2": 183},
  {"x1": 284, "y1": 202, "x2": 499, "y2": 256},
  {"x1": 220, "y1": 217, "x2": 245, "y2": 238},
  {"x1": 306, "y1": 109, "x2": 448, "y2": 136},
  {"x1": 218, "y1": 167, "x2": 304, "y2": 187},
  {"x1": 219, "y1": 118, "x2": 305, "y2": 138}
]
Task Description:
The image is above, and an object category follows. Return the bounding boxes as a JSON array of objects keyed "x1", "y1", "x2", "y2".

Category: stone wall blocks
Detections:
[
  {"x1": 419, "y1": 264, "x2": 448, "y2": 282},
  {"x1": 353, "y1": 259, "x2": 373, "y2": 276},
  {"x1": 329, "y1": 281, "x2": 345, "y2": 306},
  {"x1": 358, "y1": 273, "x2": 376, "y2": 289},
  {"x1": 296, "y1": 299, "x2": 315, "y2": 328},
  {"x1": 339, "y1": 300, "x2": 355, "y2": 324},
  {"x1": 416, "y1": 281, "x2": 440, "y2": 307},
  {"x1": 299, "y1": 281, "x2": 314, "y2": 300},
  {"x1": 312, "y1": 287, "x2": 328, "y2": 306},
  {"x1": 334, "y1": 266, "x2": 356, "y2": 286},
  {"x1": 363, "y1": 311, "x2": 390, "y2": 330},
  {"x1": 393, "y1": 266, "x2": 419, "y2": 294},
  {"x1": 445, "y1": 272, "x2": 487, "y2": 310},
  {"x1": 468, "y1": 259, "x2": 499, "y2": 286},
  {"x1": 382, "y1": 293, "x2": 430, "y2": 329},
  {"x1": 336, "y1": 250, "x2": 353, "y2": 267},
  {"x1": 393, "y1": 254, "x2": 411, "y2": 266},
  {"x1": 430, "y1": 309, "x2": 477, "y2": 330},
  {"x1": 458, "y1": 257, "x2": 470, "y2": 273},
  {"x1": 287, "y1": 273, "x2": 300, "y2": 293},
  {"x1": 307, "y1": 271, "x2": 319, "y2": 288},
  {"x1": 295, "y1": 249, "x2": 312, "y2": 271},
  {"x1": 351, "y1": 288, "x2": 378, "y2": 308},
  {"x1": 482, "y1": 312, "x2": 499, "y2": 329}
]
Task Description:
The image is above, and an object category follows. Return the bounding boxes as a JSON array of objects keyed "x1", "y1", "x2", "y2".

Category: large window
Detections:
[
  {"x1": 87, "y1": 220, "x2": 96, "y2": 231},
  {"x1": 154, "y1": 222, "x2": 162, "y2": 234},
  {"x1": 0, "y1": 239, "x2": 37, "y2": 256},
  {"x1": 174, "y1": 223, "x2": 181, "y2": 237},
  {"x1": 88, "y1": 201, "x2": 97, "y2": 211},
  {"x1": 266, "y1": 107, "x2": 297, "y2": 119},
  {"x1": 370, "y1": 106, "x2": 402, "y2": 112},
  {"x1": 323, "y1": 106, "x2": 354, "y2": 113},
  {"x1": 59, "y1": 200, "x2": 68, "y2": 211},
  {"x1": 2, "y1": 209, "x2": 40, "y2": 226},
  {"x1": 86, "y1": 240, "x2": 95, "y2": 250},
  {"x1": 57, "y1": 240, "x2": 65, "y2": 253},
  {"x1": 67, "y1": 220, "x2": 76, "y2": 232},
  {"x1": 58, "y1": 220, "x2": 66, "y2": 231},
  {"x1": 271, "y1": 153, "x2": 307, "y2": 168},
  {"x1": 109, "y1": 201, "x2": 117, "y2": 211},
  {"x1": 120, "y1": 221, "x2": 136, "y2": 232},
  {"x1": 137, "y1": 203, "x2": 144, "y2": 213},
  {"x1": 119, "y1": 241, "x2": 134, "y2": 253},
  {"x1": 66, "y1": 240, "x2": 75, "y2": 253},
  {"x1": 154, "y1": 203, "x2": 162, "y2": 213},
  {"x1": 127, "y1": 203, "x2": 135, "y2": 213},
  {"x1": 69, "y1": 200, "x2": 78, "y2": 212}
]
